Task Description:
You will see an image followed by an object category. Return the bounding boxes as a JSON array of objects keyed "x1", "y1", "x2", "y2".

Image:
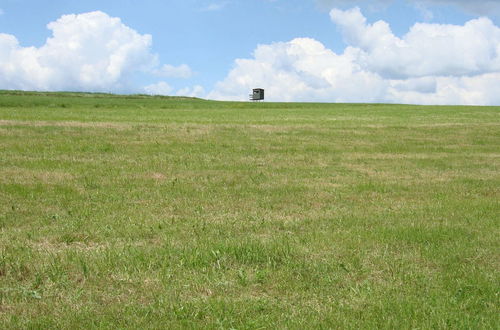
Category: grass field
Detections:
[{"x1": 0, "y1": 90, "x2": 499, "y2": 328}]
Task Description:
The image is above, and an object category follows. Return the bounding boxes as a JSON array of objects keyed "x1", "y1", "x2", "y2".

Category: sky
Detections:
[{"x1": 0, "y1": 0, "x2": 499, "y2": 105}]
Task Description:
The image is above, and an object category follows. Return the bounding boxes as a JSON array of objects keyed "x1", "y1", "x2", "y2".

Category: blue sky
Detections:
[{"x1": 0, "y1": 0, "x2": 499, "y2": 104}]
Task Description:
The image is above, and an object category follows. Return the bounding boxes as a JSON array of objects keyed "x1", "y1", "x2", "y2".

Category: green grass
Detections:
[{"x1": 0, "y1": 90, "x2": 499, "y2": 328}]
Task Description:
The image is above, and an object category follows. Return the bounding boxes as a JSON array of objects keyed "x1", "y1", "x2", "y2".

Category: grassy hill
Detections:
[{"x1": 1, "y1": 91, "x2": 499, "y2": 328}]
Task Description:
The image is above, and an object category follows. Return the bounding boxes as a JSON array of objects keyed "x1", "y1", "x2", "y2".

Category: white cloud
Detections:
[
  {"x1": 154, "y1": 64, "x2": 193, "y2": 79},
  {"x1": 388, "y1": 73, "x2": 500, "y2": 105},
  {"x1": 144, "y1": 82, "x2": 206, "y2": 98},
  {"x1": 144, "y1": 81, "x2": 173, "y2": 95},
  {"x1": 209, "y1": 7, "x2": 500, "y2": 105},
  {"x1": 0, "y1": 11, "x2": 185, "y2": 93},
  {"x1": 330, "y1": 7, "x2": 500, "y2": 79},
  {"x1": 176, "y1": 85, "x2": 206, "y2": 98},
  {"x1": 209, "y1": 37, "x2": 388, "y2": 103}
]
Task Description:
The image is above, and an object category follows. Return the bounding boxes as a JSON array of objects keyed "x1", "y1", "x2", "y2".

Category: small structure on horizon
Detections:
[{"x1": 249, "y1": 88, "x2": 264, "y2": 101}]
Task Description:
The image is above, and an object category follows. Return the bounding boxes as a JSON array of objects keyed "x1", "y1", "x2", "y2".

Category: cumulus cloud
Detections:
[
  {"x1": 331, "y1": 7, "x2": 500, "y2": 78},
  {"x1": 176, "y1": 85, "x2": 206, "y2": 98},
  {"x1": 144, "y1": 81, "x2": 173, "y2": 95},
  {"x1": 0, "y1": 11, "x2": 180, "y2": 93},
  {"x1": 145, "y1": 82, "x2": 205, "y2": 98},
  {"x1": 209, "y1": 38, "x2": 388, "y2": 102},
  {"x1": 209, "y1": 7, "x2": 500, "y2": 105}
]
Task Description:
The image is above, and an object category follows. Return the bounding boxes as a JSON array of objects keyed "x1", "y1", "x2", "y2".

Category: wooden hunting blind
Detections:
[{"x1": 249, "y1": 88, "x2": 264, "y2": 101}]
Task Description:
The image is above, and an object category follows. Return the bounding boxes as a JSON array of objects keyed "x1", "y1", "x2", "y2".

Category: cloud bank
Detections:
[
  {"x1": 0, "y1": 11, "x2": 193, "y2": 93},
  {"x1": 210, "y1": 7, "x2": 500, "y2": 105},
  {"x1": 144, "y1": 81, "x2": 205, "y2": 98}
]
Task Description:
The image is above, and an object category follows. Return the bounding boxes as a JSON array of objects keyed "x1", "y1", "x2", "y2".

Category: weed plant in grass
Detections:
[{"x1": 0, "y1": 91, "x2": 499, "y2": 328}]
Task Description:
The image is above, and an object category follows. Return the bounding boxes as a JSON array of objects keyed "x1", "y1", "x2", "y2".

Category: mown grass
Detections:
[{"x1": 0, "y1": 91, "x2": 499, "y2": 328}]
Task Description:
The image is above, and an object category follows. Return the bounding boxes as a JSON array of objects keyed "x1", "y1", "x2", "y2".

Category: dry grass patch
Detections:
[
  {"x1": 0, "y1": 167, "x2": 75, "y2": 185},
  {"x1": 0, "y1": 119, "x2": 132, "y2": 129}
]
